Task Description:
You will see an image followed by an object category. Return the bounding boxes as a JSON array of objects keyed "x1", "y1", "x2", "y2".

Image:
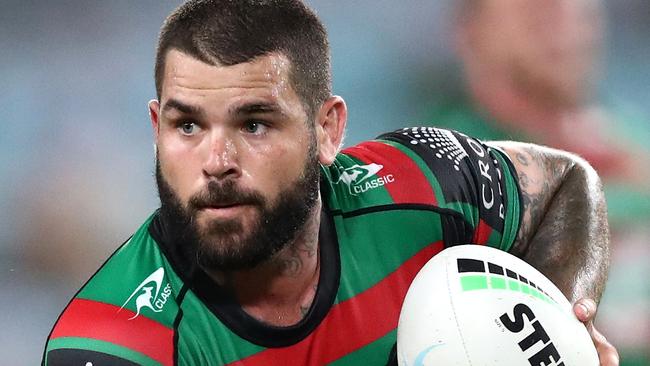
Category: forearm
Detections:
[{"x1": 493, "y1": 142, "x2": 610, "y2": 303}]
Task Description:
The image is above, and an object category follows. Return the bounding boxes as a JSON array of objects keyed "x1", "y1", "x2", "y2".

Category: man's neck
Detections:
[{"x1": 208, "y1": 200, "x2": 323, "y2": 327}]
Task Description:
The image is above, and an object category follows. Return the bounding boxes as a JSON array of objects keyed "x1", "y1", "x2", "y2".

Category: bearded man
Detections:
[{"x1": 44, "y1": 1, "x2": 617, "y2": 365}]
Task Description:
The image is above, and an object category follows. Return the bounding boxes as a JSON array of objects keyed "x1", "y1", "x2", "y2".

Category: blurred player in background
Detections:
[
  {"x1": 44, "y1": 0, "x2": 618, "y2": 364},
  {"x1": 422, "y1": 0, "x2": 650, "y2": 363},
  {"x1": 425, "y1": 0, "x2": 650, "y2": 214}
]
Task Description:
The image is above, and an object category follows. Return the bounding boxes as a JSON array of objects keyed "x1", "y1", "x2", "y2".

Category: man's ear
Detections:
[
  {"x1": 315, "y1": 96, "x2": 347, "y2": 166},
  {"x1": 148, "y1": 99, "x2": 161, "y2": 145}
]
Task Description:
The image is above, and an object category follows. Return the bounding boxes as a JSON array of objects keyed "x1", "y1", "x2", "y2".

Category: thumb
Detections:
[{"x1": 573, "y1": 298, "x2": 597, "y2": 323}]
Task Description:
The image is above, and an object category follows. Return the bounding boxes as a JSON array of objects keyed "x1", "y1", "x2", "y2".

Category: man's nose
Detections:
[{"x1": 202, "y1": 131, "x2": 241, "y2": 180}]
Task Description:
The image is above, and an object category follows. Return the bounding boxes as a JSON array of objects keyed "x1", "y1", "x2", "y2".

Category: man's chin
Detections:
[
  {"x1": 196, "y1": 217, "x2": 245, "y2": 239},
  {"x1": 196, "y1": 234, "x2": 268, "y2": 272}
]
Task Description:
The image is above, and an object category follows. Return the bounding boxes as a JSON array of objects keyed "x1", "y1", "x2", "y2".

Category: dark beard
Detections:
[{"x1": 155, "y1": 146, "x2": 320, "y2": 272}]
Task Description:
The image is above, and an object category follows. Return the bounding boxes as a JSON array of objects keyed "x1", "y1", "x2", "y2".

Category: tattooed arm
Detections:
[
  {"x1": 491, "y1": 141, "x2": 610, "y2": 304},
  {"x1": 491, "y1": 141, "x2": 618, "y2": 365}
]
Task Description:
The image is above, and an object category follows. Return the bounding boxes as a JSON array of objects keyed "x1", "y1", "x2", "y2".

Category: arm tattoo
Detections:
[
  {"x1": 509, "y1": 146, "x2": 570, "y2": 255},
  {"x1": 493, "y1": 142, "x2": 610, "y2": 304}
]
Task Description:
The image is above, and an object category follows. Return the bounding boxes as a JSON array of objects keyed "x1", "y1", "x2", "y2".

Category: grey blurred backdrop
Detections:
[{"x1": 1, "y1": 1, "x2": 648, "y2": 364}]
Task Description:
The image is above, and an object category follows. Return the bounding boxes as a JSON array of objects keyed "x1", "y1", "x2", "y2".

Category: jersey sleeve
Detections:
[
  {"x1": 376, "y1": 127, "x2": 522, "y2": 251},
  {"x1": 43, "y1": 217, "x2": 179, "y2": 366}
]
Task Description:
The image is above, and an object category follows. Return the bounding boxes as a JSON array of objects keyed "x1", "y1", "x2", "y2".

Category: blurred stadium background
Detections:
[{"x1": 1, "y1": 1, "x2": 648, "y2": 364}]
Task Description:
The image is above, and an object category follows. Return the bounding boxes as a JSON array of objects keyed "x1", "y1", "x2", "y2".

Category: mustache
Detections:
[{"x1": 188, "y1": 180, "x2": 264, "y2": 210}]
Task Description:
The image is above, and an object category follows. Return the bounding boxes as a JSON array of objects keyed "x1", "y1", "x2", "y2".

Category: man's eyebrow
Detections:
[
  {"x1": 231, "y1": 102, "x2": 283, "y2": 116},
  {"x1": 162, "y1": 99, "x2": 202, "y2": 115}
]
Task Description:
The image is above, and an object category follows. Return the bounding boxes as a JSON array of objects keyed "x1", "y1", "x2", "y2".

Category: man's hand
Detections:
[{"x1": 573, "y1": 298, "x2": 619, "y2": 366}]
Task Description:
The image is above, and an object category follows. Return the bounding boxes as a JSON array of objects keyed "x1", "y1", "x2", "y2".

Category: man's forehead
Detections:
[
  {"x1": 158, "y1": 50, "x2": 308, "y2": 120},
  {"x1": 160, "y1": 49, "x2": 293, "y2": 99}
]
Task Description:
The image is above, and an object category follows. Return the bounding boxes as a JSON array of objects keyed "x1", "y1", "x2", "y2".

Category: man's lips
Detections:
[
  {"x1": 198, "y1": 200, "x2": 256, "y2": 209},
  {"x1": 204, "y1": 203, "x2": 238, "y2": 209},
  {"x1": 197, "y1": 202, "x2": 254, "y2": 219}
]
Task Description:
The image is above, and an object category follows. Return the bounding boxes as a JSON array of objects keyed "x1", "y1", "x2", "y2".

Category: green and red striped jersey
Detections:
[{"x1": 43, "y1": 127, "x2": 521, "y2": 365}]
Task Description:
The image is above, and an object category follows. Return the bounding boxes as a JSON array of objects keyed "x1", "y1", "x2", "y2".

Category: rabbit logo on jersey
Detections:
[
  {"x1": 119, "y1": 267, "x2": 172, "y2": 320},
  {"x1": 336, "y1": 163, "x2": 395, "y2": 195}
]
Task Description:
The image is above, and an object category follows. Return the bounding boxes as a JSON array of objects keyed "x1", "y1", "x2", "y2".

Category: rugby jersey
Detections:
[{"x1": 43, "y1": 127, "x2": 521, "y2": 365}]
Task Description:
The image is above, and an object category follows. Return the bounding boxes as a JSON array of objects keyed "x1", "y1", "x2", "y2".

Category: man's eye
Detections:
[
  {"x1": 178, "y1": 122, "x2": 200, "y2": 135},
  {"x1": 243, "y1": 120, "x2": 267, "y2": 135}
]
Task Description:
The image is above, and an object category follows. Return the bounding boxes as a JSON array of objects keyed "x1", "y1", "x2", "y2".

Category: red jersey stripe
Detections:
[
  {"x1": 343, "y1": 141, "x2": 438, "y2": 205},
  {"x1": 50, "y1": 298, "x2": 174, "y2": 365},
  {"x1": 230, "y1": 241, "x2": 445, "y2": 365},
  {"x1": 472, "y1": 219, "x2": 493, "y2": 245}
]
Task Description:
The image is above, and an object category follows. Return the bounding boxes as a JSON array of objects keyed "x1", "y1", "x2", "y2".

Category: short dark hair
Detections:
[{"x1": 155, "y1": 0, "x2": 331, "y2": 119}]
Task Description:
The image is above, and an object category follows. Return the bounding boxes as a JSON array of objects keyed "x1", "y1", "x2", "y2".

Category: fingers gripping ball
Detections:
[{"x1": 397, "y1": 245, "x2": 598, "y2": 366}]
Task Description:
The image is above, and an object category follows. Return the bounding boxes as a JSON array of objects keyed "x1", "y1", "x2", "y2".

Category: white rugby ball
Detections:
[{"x1": 397, "y1": 244, "x2": 598, "y2": 366}]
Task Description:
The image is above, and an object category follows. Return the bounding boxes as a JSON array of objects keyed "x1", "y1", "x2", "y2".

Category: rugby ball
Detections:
[{"x1": 397, "y1": 245, "x2": 598, "y2": 366}]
